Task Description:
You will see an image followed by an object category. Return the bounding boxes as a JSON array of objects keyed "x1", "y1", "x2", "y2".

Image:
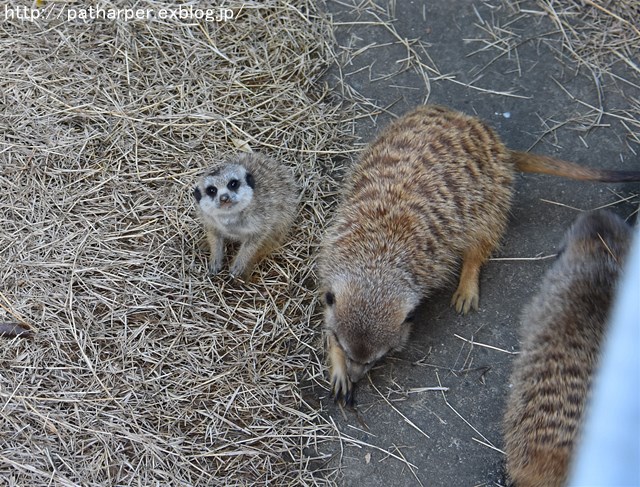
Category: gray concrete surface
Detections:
[{"x1": 317, "y1": 1, "x2": 639, "y2": 486}]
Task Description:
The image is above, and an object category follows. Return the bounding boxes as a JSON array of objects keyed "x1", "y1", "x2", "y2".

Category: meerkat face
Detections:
[
  {"x1": 323, "y1": 281, "x2": 419, "y2": 384},
  {"x1": 194, "y1": 164, "x2": 255, "y2": 215}
]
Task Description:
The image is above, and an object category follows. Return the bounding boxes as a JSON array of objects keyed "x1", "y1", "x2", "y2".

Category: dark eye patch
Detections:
[
  {"x1": 206, "y1": 186, "x2": 217, "y2": 197},
  {"x1": 227, "y1": 179, "x2": 240, "y2": 191},
  {"x1": 245, "y1": 173, "x2": 255, "y2": 189},
  {"x1": 193, "y1": 186, "x2": 202, "y2": 202},
  {"x1": 325, "y1": 291, "x2": 335, "y2": 306}
]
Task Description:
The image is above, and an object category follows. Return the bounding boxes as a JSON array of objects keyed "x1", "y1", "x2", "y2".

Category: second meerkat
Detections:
[
  {"x1": 194, "y1": 153, "x2": 298, "y2": 280},
  {"x1": 318, "y1": 104, "x2": 640, "y2": 404},
  {"x1": 503, "y1": 210, "x2": 633, "y2": 487}
]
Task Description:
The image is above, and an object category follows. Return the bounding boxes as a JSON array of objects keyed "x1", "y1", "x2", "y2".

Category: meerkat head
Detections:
[
  {"x1": 193, "y1": 163, "x2": 255, "y2": 215},
  {"x1": 323, "y1": 275, "x2": 421, "y2": 384},
  {"x1": 557, "y1": 209, "x2": 632, "y2": 270}
]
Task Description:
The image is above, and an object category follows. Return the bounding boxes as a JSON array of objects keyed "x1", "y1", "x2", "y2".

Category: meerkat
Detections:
[
  {"x1": 193, "y1": 153, "x2": 298, "y2": 280},
  {"x1": 503, "y1": 210, "x2": 632, "y2": 487},
  {"x1": 317, "y1": 104, "x2": 640, "y2": 404}
]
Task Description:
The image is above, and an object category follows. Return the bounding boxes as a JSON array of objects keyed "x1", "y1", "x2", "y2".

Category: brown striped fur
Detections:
[
  {"x1": 317, "y1": 104, "x2": 638, "y2": 404},
  {"x1": 503, "y1": 210, "x2": 632, "y2": 487}
]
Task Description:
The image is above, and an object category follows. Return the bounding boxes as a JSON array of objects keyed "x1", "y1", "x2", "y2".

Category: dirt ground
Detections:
[{"x1": 317, "y1": 1, "x2": 639, "y2": 486}]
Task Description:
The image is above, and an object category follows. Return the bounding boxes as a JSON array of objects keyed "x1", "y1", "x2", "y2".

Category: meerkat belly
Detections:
[{"x1": 209, "y1": 213, "x2": 256, "y2": 241}]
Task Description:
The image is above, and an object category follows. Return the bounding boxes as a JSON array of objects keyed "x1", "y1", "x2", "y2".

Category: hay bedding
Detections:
[
  {"x1": 535, "y1": 0, "x2": 639, "y2": 76},
  {"x1": 0, "y1": 1, "x2": 351, "y2": 485}
]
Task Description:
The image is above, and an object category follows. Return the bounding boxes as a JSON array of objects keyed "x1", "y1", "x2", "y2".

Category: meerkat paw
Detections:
[
  {"x1": 451, "y1": 283, "x2": 479, "y2": 314},
  {"x1": 453, "y1": 242, "x2": 490, "y2": 314},
  {"x1": 328, "y1": 335, "x2": 354, "y2": 406},
  {"x1": 229, "y1": 261, "x2": 253, "y2": 281},
  {"x1": 206, "y1": 232, "x2": 225, "y2": 276},
  {"x1": 208, "y1": 258, "x2": 223, "y2": 276},
  {"x1": 230, "y1": 241, "x2": 264, "y2": 280},
  {"x1": 330, "y1": 365, "x2": 353, "y2": 406}
]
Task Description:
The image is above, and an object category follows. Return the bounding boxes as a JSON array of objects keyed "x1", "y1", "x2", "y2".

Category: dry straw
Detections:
[
  {"x1": 536, "y1": 0, "x2": 639, "y2": 75},
  {"x1": 466, "y1": 0, "x2": 640, "y2": 148},
  {"x1": 0, "y1": 1, "x2": 353, "y2": 485},
  {"x1": 534, "y1": 0, "x2": 640, "y2": 146}
]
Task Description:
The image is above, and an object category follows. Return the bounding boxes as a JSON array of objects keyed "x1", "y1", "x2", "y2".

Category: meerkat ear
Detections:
[
  {"x1": 325, "y1": 291, "x2": 335, "y2": 306},
  {"x1": 193, "y1": 186, "x2": 202, "y2": 202},
  {"x1": 245, "y1": 172, "x2": 255, "y2": 189}
]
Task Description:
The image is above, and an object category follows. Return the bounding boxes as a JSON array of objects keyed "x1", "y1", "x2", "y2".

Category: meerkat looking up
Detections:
[
  {"x1": 503, "y1": 210, "x2": 632, "y2": 487},
  {"x1": 193, "y1": 153, "x2": 298, "y2": 280},
  {"x1": 318, "y1": 104, "x2": 640, "y2": 405}
]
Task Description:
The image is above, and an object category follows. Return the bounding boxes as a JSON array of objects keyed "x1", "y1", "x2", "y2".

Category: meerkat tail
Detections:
[{"x1": 510, "y1": 151, "x2": 640, "y2": 182}]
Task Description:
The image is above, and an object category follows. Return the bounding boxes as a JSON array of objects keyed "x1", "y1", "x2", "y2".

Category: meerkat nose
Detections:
[
  {"x1": 220, "y1": 193, "x2": 230, "y2": 203},
  {"x1": 193, "y1": 187, "x2": 202, "y2": 202}
]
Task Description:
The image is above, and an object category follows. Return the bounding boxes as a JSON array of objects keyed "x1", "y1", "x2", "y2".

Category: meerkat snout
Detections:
[{"x1": 323, "y1": 281, "x2": 419, "y2": 404}]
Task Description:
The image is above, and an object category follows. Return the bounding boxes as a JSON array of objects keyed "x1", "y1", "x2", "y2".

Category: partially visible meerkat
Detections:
[
  {"x1": 503, "y1": 210, "x2": 632, "y2": 487},
  {"x1": 193, "y1": 153, "x2": 298, "y2": 280},
  {"x1": 318, "y1": 104, "x2": 640, "y2": 404}
]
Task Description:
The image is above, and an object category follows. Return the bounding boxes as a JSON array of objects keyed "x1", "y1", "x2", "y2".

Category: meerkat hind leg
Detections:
[
  {"x1": 451, "y1": 238, "x2": 494, "y2": 314},
  {"x1": 230, "y1": 237, "x2": 276, "y2": 280}
]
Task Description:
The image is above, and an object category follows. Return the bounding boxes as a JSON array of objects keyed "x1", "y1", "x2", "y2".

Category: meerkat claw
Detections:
[
  {"x1": 451, "y1": 290, "x2": 479, "y2": 314},
  {"x1": 330, "y1": 373, "x2": 354, "y2": 406},
  {"x1": 228, "y1": 263, "x2": 244, "y2": 279},
  {"x1": 344, "y1": 389, "x2": 354, "y2": 407},
  {"x1": 208, "y1": 260, "x2": 222, "y2": 276}
]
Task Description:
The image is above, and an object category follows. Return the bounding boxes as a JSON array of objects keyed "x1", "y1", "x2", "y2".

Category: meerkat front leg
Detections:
[
  {"x1": 451, "y1": 238, "x2": 493, "y2": 314},
  {"x1": 229, "y1": 237, "x2": 270, "y2": 280},
  {"x1": 205, "y1": 227, "x2": 225, "y2": 275},
  {"x1": 327, "y1": 333, "x2": 353, "y2": 405}
]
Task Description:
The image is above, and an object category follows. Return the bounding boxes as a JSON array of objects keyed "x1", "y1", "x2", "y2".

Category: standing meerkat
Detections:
[
  {"x1": 318, "y1": 104, "x2": 640, "y2": 404},
  {"x1": 503, "y1": 210, "x2": 632, "y2": 487},
  {"x1": 193, "y1": 153, "x2": 298, "y2": 280}
]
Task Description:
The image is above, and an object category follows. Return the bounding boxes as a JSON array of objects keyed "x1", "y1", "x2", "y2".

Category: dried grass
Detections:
[
  {"x1": 2, "y1": 0, "x2": 639, "y2": 485},
  {"x1": 0, "y1": 1, "x2": 356, "y2": 485},
  {"x1": 464, "y1": 0, "x2": 640, "y2": 149},
  {"x1": 533, "y1": 0, "x2": 640, "y2": 147},
  {"x1": 536, "y1": 0, "x2": 640, "y2": 76}
]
